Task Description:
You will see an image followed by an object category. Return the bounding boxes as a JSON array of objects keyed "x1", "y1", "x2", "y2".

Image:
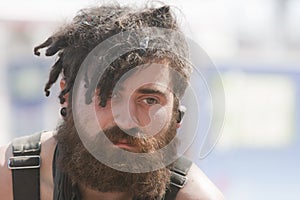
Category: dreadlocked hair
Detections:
[{"x1": 34, "y1": 3, "x2": 192, "y2": 107}]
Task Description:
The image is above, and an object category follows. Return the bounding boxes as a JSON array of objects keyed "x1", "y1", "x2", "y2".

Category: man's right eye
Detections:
[{"x1": 142, "y1": 97, "x2": 159, "y2": 105}]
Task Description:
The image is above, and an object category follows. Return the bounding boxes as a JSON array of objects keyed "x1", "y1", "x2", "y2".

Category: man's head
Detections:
[
  {"x1": 34, "y1": 4, "x2": 191, "y2": 108},
  {"x1": 34, "y1": 3, "x2": 192, "y2": 199}
]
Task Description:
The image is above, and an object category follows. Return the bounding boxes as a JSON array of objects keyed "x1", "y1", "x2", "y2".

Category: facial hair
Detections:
[{"x1": 55, "y1": 111, "x2": 178, "y2": 199}]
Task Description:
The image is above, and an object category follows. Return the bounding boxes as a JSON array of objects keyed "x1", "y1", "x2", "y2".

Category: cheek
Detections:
[
  {"x1": 142, "y1": 105, "x2": 173, "y2": 136},
  {"x1": 152, "y1": 106, "x2": 171, "y2": 124}
]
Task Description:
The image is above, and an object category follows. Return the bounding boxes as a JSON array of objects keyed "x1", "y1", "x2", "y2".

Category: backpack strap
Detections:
[
  {"x1": 164, "y1": 156, "x2": 192, "y2": 200},
  {"x1": 8, "y1": 132, "x2": 42, "y2": 200}
]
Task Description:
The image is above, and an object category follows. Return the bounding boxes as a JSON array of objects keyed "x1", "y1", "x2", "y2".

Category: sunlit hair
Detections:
[{"x1": 34, "y1": 3, "x2": 192, "y2": 107}]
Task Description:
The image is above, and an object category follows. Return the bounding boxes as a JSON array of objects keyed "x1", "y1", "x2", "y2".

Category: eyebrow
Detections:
[{"x1": 136, "y1": 88, "x2": 167, "y2": 97}]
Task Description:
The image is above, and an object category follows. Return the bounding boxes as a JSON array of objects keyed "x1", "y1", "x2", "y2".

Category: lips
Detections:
[{"x1": 113, "y1": 139, "x2": 137, "y2": 152}]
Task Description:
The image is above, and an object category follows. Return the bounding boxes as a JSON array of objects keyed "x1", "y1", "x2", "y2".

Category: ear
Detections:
[
  {"x1": 60, "y1": 79, "x2": 69, "y2": 107},
  {"x1": 176, "y1": 105, "x2": 186, "y2": 129}
]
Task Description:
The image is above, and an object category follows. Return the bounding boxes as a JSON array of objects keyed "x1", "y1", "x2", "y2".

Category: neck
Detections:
[{"x1": 79, "y1": 184, "x2": 133, "y2": 200}]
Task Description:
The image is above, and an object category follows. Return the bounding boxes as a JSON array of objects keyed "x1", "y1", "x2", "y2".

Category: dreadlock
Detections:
[{"x1": 34, "y1": 3, "x2": 191, "y2": 107}]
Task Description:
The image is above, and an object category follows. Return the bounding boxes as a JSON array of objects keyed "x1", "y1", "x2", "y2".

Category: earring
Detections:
[
  {"x1": 60, "y1": 107, "x2": 67, "y2": 117},
  {"x1": 176, "y1": 105, "x2": 186, "y2": 123}
]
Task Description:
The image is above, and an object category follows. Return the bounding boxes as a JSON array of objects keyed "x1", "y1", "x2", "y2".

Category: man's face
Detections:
[
  {"x1": 56, "y1": 62, "x2": 179, "y2": 199},
  {"x1": 93, "y1": 62, "x2": 175, "y2": 152}
]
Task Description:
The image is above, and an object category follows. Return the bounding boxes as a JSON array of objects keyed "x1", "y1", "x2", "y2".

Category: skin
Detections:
[{"x1": 0, "y1": 62, "x2": 225, "y2": 200}]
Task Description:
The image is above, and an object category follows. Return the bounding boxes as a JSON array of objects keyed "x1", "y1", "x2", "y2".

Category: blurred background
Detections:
[{"x1": 0, "y1": 0, "x2": 299, "y2": 199}]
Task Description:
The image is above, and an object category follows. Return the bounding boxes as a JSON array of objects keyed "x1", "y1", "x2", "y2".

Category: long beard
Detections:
[{"x1": 55, "y1": 111, "x2": 178, "y2": 199}]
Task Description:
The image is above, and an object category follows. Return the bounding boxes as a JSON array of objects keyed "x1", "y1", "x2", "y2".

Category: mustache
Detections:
[
  {"x1": 102, "y1": 126, "x2": 147, "y2": 144},
  {"x1": 98, "y1": 126, "x2": 165, "y2": 152}
]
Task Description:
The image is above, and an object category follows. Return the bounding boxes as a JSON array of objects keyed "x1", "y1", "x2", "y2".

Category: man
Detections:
[{"x1": 0, "y1": 3, "x2": 224, "y2": 200}]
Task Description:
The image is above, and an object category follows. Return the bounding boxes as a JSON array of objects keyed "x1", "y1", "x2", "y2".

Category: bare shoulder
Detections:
[
  {"x1": 40, "y1": 130, "x2": 57, "y2": 179},
  {"x1": 0, "y1": 131, "x2": 57, "y2": 200},
  {"x1": 176, "y1": 163, "x2": 225, "y2": 200},
  {"x1": 0, "y1": 142, "x2": 13, "y2": 200},
  {"x1": 40, "y1": 131, "x2": 57, "y2": 200}
]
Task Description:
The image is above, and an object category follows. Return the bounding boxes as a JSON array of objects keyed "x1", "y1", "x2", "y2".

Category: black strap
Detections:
[
  {"x1": 164, "y1": 156, "x2": 192, "y2": 200},
  {"x1": 9, "y1": 132, "x2": 42, "y2": 200}
]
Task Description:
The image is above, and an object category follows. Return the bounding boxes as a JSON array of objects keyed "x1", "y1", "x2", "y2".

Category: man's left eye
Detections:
[{"x1": 142, "y1": 98, "x2": 159, "y2": 105}]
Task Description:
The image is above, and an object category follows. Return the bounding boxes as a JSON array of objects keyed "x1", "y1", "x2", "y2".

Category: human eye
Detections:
[{"x1": 142, "y1": 97, "x2": 159, "y2": 105}]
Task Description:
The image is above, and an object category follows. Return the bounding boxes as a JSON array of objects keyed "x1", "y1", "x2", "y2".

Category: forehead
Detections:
[{"x1": 116, "y1": 62, "x2": 173, "y2": 94}]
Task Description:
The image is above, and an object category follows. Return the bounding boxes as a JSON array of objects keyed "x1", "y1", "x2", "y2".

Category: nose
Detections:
[{"x1": 112, "y1": 97, "x2": 139, "y2": 130}]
